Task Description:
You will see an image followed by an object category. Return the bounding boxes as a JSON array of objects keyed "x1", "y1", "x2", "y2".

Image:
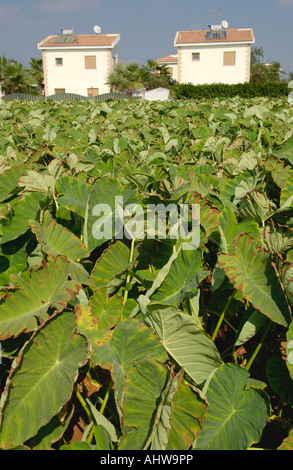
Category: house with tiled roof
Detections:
[
  {"x1": 38, "y1": 29, "x2": 120, "y2": 97},
  {"x1": 155, "y1": 55, "x2": 178, "y2": 81},
  {"x1": 173, "y1": 26, "x2": 255, "y2": 85}
]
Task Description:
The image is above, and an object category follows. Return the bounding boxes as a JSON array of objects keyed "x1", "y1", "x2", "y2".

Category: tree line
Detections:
[{"x1": 250, "y1": 47, "x2": 289, "y2": 83}]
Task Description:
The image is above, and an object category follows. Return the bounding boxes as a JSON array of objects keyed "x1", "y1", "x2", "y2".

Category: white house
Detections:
[
  {"x1": 37, "y1": 30, "x2": 120, "y2": 97},
  {"x1": 155, "y1": 55, "x2": 178, "y2": 81},
  {"x1": 174, "y1": 27, "x2": 255, "y2": 85}
]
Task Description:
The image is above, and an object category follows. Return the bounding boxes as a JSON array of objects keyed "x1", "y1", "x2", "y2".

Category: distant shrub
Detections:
[{"x1": 170, "y1": 82, "x2": 288, "y2": 100}]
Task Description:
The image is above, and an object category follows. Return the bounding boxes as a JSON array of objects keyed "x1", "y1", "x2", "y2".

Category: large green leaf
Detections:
[
  {"x1": 260, "y1": 223, "x2": 293, "y2": 254},
  {"x1": 150, "y1": 249, "x2": 208, "y2": 307},
  {"x1": 87, "y1": 177, "x2": 137, "y2": 251},
  {"x1": 273, "y1": 135, "x2": 293, "y2": 166},
  {"x1": 166, "y1": 372, "x2": 207, "y2": 450},
  {"x1": 0, "y1": 238, "x2": 28, "y2": 286},
  {"x1": 281, "y1": 262, "x2": 293, "y2": 309},
  {"x1": 18, "y1": 169, "x2": 55, "y2": 196},
  {"x1": 56, "y1": 175, "x2": 91, "y2": 218},
  {"x1": 90, "y1": 241, "x2": 131, "y2": 294},
  {"x1": 0, "y1": 164, "x2": 26, "y2": 202},
  {"x1": 92, "y1": 318, "x2": 167, "y2": 409},
  {"x1": 29, "y1": 211, "x2": 90, "y2": 261},
  {"x1": 218, "y1": 234, "x2": 291, "y2": 327},
  {"x1": 75, "y1": 288, "x2": 123, "y2": 357},
  {"x1": 238, "y1": 191, "x2": 276, "y2": 224},
  {"x1": 235, "y1": 309, "x2": 269, "y2": 347},
  {"x1": 266, "y1": 356, "x2": 293, "y2": 406},
  {"x1": 0, "y1": 257, "x2": 80, "y2": 339},
  {"x1": 119, "y1": 359, "x2": 169, "y2": 450},
  {"x1": 195, "y1": 363, "x2": 270, "y2": 450},
  {"x1": 0, "y1": 311, "x2": 89, "y2": 449},
  {"x1": 144, "y1": 305, "x2": 223, "y2": 387},
  {"x1": 119, "y1": 361, "x2": 207, "y2": 451},
  {"x1": 89, "y1": 288, "x2": 123, "y2": 330},
  {"x1": 1, "y1": 192, "x2": 46, "y2": 244},
  {"x1": 218, "y1": 206, "x2": 260, "y2": 254},
  {"x1": 280, "y1": 174, "x2": 293, "y2": 209}
]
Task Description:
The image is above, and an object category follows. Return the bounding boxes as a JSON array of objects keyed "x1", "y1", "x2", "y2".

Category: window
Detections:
[
  {"x1": 87, "y1": 88, "x2": 99, "y2": 97},
  {"x1": 85, "y1": 56, "x2": 97, "y2": 69},
  {"x1": 54, "y1": 88, "x2": 66, "y2": 94},
  {"x1": 55, "y1": 58, "x2": 63, "y2": 66},
  {"x1": 223, "y1": 51, "x2": 236, "y2": 66},
  {"x1": 192, "y1": 53, "x2": 200, "y2": 61}
]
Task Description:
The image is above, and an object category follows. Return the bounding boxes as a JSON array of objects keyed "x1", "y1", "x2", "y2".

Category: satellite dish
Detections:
[
  {"x1": 222, "y1": 20, "x2": 229, "y2": 29},
  {"x1": 94, "y1": 25, "x2": 101, "y2": 34}
]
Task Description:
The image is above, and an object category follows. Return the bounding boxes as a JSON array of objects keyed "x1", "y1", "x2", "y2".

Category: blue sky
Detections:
[{"x1": 0, "y1": 0, "x2": 293, "y2": 76}]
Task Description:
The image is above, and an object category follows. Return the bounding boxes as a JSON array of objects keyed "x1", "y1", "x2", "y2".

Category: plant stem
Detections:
[
  {"x1": 202, "y1": 309, "x2": 237, "y2": 333},
  {"x1": 86, "y1": 379, "x2": 114, "y2": 445},
  {"x1": 245, "y1": 319, "x2": 272, "y2": 372},
  {"x1": 74, "y1": 386, "x2": 92, "y2": 422},
  {"x1": 123, "y1": 238, "x2": 135, "y2": 308},
  {"x1": 100, "y1": 378, "x2": 113, "y2": 416},
  {"x1": 86, "y1": 422, "x2": 95, "y2": 445},
  {"x1": 211, "y1": 289, "x2": 237, "y2": 342}
]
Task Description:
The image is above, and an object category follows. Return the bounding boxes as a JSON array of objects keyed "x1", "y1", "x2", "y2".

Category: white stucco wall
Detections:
[
  {"x1": 178, "y1": 43, "x2": 251, "y2": 85},
  {"x1": 166, "y1": 63, "x2": 178, "y2": 81},
  {"x1": 42, "y1": 46, "x2": 117, "y2": 97}
]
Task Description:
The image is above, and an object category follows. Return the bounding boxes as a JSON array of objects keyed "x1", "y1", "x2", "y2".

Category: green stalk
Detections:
[
  {"x1": 123, "y1": 238, "x2": 135, "y2": 308},
  {"x1": 211, "y1": 289, "x2": 237, "y2": 342},
  {"x1": 100, "y1": 378, "x2": 113, "y2": 415},
  {"x1": 76, "y1": 377, "x2": 114, "y2": 446},
  {"x1": 202, "y1": 309, "x2": 237, "y2": 333},
  {"x1": 245, "y1": 319, "x2": 272, "y2": 372},
  {"x1": 74, "y1": 386, "x2": 92, "y2": 421},
  {"x1": 85, "y1": 379, "x2": 113, "y2": 446}
]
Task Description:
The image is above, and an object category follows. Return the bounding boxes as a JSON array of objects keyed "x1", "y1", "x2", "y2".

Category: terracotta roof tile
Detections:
[
  {"x1": 155, "y1": 55, "x2": 178, "y2": 63},
  {"x1": 38, "y1": 34, "x2": 120, "y2": 48},
  {"x1": 174, "y1": 29, "x2": 254, "y2": 45}
]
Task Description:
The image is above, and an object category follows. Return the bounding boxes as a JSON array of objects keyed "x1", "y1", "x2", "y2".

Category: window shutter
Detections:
[
  {"x1": 85, "y1": 56, "x2": 97, "y2": 69},
  {"x1": 223, "y1": 51, "x2": 236, "y2": 66},
  {"x1": 87, "y1": 88, "x2": 99, "y2": 97}
]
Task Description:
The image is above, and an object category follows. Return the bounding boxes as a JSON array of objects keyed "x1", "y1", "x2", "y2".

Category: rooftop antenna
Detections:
[{"x1": 212, "y1": 8, "x2": 222, "y2": 22}]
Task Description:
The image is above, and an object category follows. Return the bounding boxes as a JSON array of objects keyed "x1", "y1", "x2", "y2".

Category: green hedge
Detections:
[{"x1": 170, "y1": 82, "x2": 289, "y2": 100}]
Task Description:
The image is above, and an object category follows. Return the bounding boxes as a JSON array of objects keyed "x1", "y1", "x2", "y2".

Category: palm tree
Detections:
[
  {"x1": 141, "y1": 59, "x2": 174, "y2": 90},
  {"x1": 144, "y1": 59, "x2": 171, "y2": 77},
  {"x1": 2, "y1": 61, "x2": 38, "y2": 95},
  {"x1": 29, "y1": 57, "x2": 44, "y2": 95},
  {"x1": 107, "y1": 62, "x2": 144, "y2": 96},
  {"x1": 0, "y1": 54, "x2": 8, "y2": 96},
  {"x1": 0, "y1": 54, "x2": 7, "y2": 83}
]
